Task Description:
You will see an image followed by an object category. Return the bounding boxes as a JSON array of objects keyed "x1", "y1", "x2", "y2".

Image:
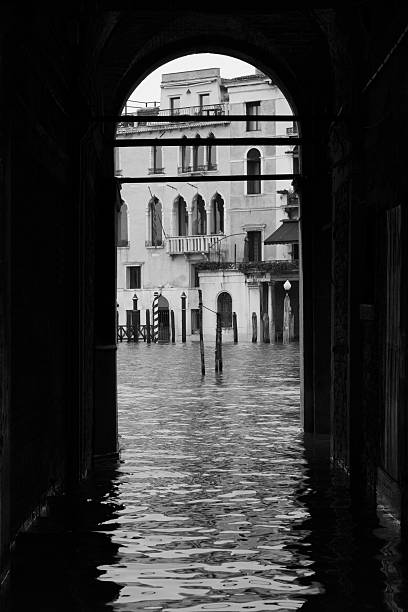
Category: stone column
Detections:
[
  {"x1": 269, "y1": 281, "x2": 276, "y2": 343},
  {"x1": 206, "y1": 208, "x2": 211, "y2": 236},
  {"x1": 188, "y1": 210, "x2": 193, "y2": 235},
  {"x1": 93, "y1": 175, "x2": 118, "y2": 460}
]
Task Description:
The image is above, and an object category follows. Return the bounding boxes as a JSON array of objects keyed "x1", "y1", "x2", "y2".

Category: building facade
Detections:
[{"x1": 116, "y1": 67, "x2": 299, "y2": 342}]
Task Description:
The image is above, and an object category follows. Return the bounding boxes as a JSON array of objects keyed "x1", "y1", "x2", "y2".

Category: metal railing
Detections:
[
  {"x1": 178, "y1": 163, "x2": 217, "y2": 174},
  {"x1": 117, "y1": 103, "x2": 229, "y2": 131},
  {"x1": 167, "y1": 234, "x2": 222, "y2": 255},
  {"x1": 148, "y1": 167, "x2": 165, "y2": 174},
  {"x1": 195, "y1": 259, "x2": 300, "y2": 274}
]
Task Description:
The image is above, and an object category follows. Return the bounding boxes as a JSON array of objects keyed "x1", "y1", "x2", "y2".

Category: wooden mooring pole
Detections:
[
  {"x1": 198, "y1": 289, "x2": 205, "y2": 375},
  {"x1": 252, "y1": 312, "x2": 257, "y2": 343},
  {"x1": 134, "y1": 309, "x2": 140, "y2": 343},
  {"x1": 215, "y1": 312, "x2": 223, "y2": 372},
  {"x1": 181, "y1": 292, "x2": 186, "y2": 343},
  {"x1": 171, "y1": 310, "x2": 175, "y2": 343},
  {"x1": 146, "y1": 309, "x2": 151, "y2": 344},
  {"x1": 233, "y1": 312, "x2": 238, "y2": 343}
]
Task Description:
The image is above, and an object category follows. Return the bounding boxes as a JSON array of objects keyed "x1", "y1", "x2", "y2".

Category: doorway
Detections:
[{"x1": 158, "y1": 295, "x2": 170, "y2": 343}]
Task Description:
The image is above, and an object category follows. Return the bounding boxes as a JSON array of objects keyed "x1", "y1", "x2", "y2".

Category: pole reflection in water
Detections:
[{"x1": 93, "y1": 343, "x2": 406, "y2": 611}]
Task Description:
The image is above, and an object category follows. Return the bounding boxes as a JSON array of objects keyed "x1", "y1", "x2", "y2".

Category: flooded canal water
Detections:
[{"x1": 9, "y1": 342, "x2": 408, "y2": 611}]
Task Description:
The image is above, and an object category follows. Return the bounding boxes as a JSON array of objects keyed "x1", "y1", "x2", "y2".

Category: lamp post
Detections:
[
  {"x1": 132, "y1": 293, "x2": 138, "y2": 311},
  {"x1": 181, "y1": 291, "x2": 186, "y2": 343},
  {"x1": 283, "y1": 280, "x2": 291, "y2": 345}
]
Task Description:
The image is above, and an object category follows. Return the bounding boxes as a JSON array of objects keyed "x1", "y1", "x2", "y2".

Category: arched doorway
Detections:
[
  {"x1": 158, "y1": 295, "x2": 170, "y2": 343},
  {"x1": 106, "y1": 36, "x2": 332, "y2": 450}
]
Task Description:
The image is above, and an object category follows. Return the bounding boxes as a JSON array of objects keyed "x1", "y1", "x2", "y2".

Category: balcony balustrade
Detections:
[{"x1": 167, "y1": 234, "x2": 223, "y2": 255}]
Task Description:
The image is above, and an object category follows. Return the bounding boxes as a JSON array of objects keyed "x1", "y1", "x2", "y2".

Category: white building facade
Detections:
[{"x1": 116, "y1": 67, "x2": 299, "y2": 342}]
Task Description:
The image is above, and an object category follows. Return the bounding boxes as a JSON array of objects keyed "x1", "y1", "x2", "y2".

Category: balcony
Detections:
[
  {"x1": 195, "y1": 259, "x2": 299, "y2": 274},
  {"x1": 117, "y1": 103, "x2": 229, "y2": 132},
  {"x1": 167, "y1": 234, "x2": 223, "y2": 255},
  {"x1": 178, "y1": 163, "x2": 218, "y2": 174}
]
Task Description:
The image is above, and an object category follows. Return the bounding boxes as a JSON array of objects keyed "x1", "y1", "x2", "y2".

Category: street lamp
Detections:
[
  {"x1": 132, "y1": 293, "x2": 138, "y2": 310},
  {"x1": 283, "y1": 280, "x2": 292, "y2": 344}
]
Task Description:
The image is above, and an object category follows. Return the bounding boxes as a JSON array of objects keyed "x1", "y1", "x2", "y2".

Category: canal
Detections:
[{"x1": 10, "y1": 342, "x2": 407, "y2": 610}]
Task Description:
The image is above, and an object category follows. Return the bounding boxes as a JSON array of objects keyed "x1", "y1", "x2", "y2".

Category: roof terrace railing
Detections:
[{"x1": 117, "y1": 103, "x2": 229, "y2": 130}]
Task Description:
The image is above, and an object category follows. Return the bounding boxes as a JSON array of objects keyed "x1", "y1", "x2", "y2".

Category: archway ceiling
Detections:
[{"x1": 91, "y1": 8, "x2": 333, "y2": 116}]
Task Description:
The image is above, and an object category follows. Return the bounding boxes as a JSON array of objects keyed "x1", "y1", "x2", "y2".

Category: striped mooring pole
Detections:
[{"x1": 152, "y1": 291, "x2": 159, "y2": 342}]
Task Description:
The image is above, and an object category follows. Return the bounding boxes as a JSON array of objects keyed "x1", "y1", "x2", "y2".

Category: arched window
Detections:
[
  {"x1": 176, "y1": 195, "x2": 188, "y2": 236},
  {"x1": 217, "y1": 292, "x2": 232, "y2": 328},
  {"x1": 150, "y1": 144, "x2": 163, "y2": 174},
  {"x1": 191, "y1": 194, "x2": 206, "y2": 235},
  {"x1": 149, "y1": 196, "x2": 162, "y2": 246},
  {"x1": 193, "y1": 134, "x2": 204, "y2": 171},
  {"x1": 247, "y1": 148, "x2": 261, "y2": 194},
  {"x1": 207, "y1": 133, "x2": 216, "y2": 170},
  {"x1": 211, "y1": 193, "x2": 224, "y2": 234},
  {"x1": 180, "y1": 135, "x2": 190, "y2": 172},
  {"x1": 117, "y1": 200, "x2": 128, "y2": 246}
]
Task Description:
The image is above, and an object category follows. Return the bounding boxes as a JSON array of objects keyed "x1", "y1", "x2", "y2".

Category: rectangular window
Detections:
[
  {"x1": 151, "y1": 145, "x2": 163, "y2": 173},
  {"x1": 199, "y1": 93, "x2": 210, "y2": 112},
  {"x1": 246, "y1": 231, "x2": 262, "y2": 262},
  {"x1": 246, "y1": 101, "x2": 260, "y2": 131},
  {"x1": 191, "y1": 309, "x2": 200, "y2": 334},
  {"x1": 170, "y1": 97, "x2": 180, "y2": 115},
  {"x1": 191, "y1": 265, "x2": 200, "y2": 287},
  {"x1": 127, "y1": 266, "x2": 141, "y2": 289}
]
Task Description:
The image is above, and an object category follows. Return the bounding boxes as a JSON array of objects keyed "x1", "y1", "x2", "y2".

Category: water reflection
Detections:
[{"x1": 8, "y1": 342, "x2": 407, "y2": 611}]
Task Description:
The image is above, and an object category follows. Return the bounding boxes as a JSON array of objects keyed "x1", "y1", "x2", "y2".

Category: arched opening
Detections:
[
  {"x1": 175, "y1": 195, "x2": 188, "y2": 236},
  {"x1": 217, "y1": 291, "x2": 232, "y2": 328},
  {"x1": 192, "y1": 134, "x2": 205, "y2": 171},
  {"x1": 211, "y1": 192, "x2": 224, "y2": 234},
  {"x1": 116, "y1": 200, "x2": 128, "y2": 246},
  {"x1": 246, "y1": 147, "x2": 261, "y2": 194},
  {"x1": 111, "y1": 44, "x2": 331, "y2": 495},
  {"x1": 148, "y1": 196, "x2": 163, "y2": 246},
  {"x1": 157, "y1": 295, "x2": 170, "y2": 342},
  {"x1": 207, "y1": 132, "x2": 216, "y2": 170},
  {"x1": 191, "y1": 193, "x2": 206, "y2": 235}
]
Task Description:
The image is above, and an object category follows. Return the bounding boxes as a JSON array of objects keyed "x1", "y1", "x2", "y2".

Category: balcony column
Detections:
[
  {"x1": 187, "y1": 209, "x2": 193, "y2": 235},
  {"x1": 206, "y1": 208, "x2": 211, "y2": 236}
]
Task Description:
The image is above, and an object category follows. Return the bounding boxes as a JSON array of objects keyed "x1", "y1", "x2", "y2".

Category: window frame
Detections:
[
  {"x1": 170, "y1": 96, "x2": 180, "y2": 115},
  {"x1": 126, "y1": 265, "x2": 142, "y2": 289},
  {"x1": 246, "y1": 147, "x2": 262, "y2": 195},
  {"x1": 246, "y1": 101, "x2": 261, "y2": 131}
]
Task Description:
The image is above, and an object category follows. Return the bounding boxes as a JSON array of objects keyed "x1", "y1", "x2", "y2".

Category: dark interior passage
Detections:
[{"x1": 1, "y1": 6, "x2": 408, "y2": 608}]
